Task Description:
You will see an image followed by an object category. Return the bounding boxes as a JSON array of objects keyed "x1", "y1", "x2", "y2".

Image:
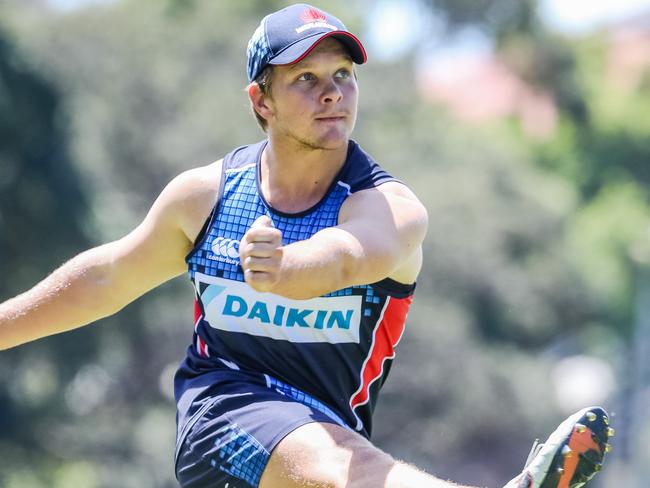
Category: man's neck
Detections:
[{"x1": 260, "y1": 137, "x2": 349, "y2": 214}]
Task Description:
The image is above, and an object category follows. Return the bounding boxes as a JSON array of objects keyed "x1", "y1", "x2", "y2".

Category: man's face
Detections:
[{"x1": 264, "y1": 38, "x2": 358, "y2": 151}]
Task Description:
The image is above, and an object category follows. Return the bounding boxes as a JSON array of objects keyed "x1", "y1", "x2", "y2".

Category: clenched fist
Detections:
[{"x1": 239, "y1": 215, "x2": 283, "y2": 293}]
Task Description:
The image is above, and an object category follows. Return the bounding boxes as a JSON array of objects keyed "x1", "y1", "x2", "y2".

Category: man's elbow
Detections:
[
  {"x1": 67, "y1": 249, "x2": 140, "y2": 318},
  {"x1": 340, "y1": 246, "x2": 401, "y2": 288}
]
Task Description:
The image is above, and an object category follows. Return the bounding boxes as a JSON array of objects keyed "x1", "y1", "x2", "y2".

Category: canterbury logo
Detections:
[{"x1": 211, "y1": 237, "x2": 240, "y2": 262}]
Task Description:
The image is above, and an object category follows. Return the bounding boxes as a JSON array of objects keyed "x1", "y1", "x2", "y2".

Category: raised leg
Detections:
[{"x1": 259, "y1": 422, "x2": 478, "y2": 488}]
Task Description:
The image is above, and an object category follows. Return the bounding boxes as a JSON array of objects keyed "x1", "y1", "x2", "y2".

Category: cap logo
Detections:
[
  {"x1": 296, "y1": 7, "x2": 337, "y2": 33},
  {"x1": 300, "y1": 8, "x2": 327, "y2": 23}
]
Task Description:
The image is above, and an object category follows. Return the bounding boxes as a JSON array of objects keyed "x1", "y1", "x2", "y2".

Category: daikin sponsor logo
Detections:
[
  {"x1": 194, "y1": 273, "x2": 361, "y2": 343},
  {"x1": 223, "y1": 295, "x2": 355, "y2": 330}
]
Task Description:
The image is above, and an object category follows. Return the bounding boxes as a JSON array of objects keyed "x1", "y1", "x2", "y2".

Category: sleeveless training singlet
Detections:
[{"x1": 174, "y1": 139, "x2": 415, "y2": 450}]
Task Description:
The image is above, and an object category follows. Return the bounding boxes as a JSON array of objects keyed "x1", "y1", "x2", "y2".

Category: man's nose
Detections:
[{"x1": 321, "y1": 79, "x2": 343, "y2": 104}]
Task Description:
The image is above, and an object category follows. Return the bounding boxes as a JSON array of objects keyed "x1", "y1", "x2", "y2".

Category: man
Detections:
[{"x1": 0, "y1": 3, "x2": 613, "y2": 488}]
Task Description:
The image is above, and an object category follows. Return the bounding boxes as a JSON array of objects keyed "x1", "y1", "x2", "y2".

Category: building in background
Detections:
[{"x1": 416, "y1": 6, "x2": 650, "y2": 139}]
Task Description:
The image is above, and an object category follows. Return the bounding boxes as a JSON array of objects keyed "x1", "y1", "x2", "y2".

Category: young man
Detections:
[{"x1": 0, "y1": 3, "x2": 613, "y2": 488}]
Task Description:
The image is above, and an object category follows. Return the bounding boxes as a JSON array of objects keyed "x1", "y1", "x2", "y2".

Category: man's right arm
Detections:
[{"x1": 0, "y1": 162, "x2": 221, "y2": 350}]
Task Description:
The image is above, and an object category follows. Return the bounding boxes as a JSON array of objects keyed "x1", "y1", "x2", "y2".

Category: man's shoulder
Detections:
[
  {"x1": 342, "y1": 140, "x2": 398, "y2": 193},
  {"x1": 222, "y1": 140, "x2": 267, "y2": 171},
  {"x1": 175, "y1": 159, "x2": 223, "y2": 193},
  {"x1": 172, "y1": 138, "x2": 263, "y2": 209},
  {"x1": 342, "y1": 143, "x2": 421, "y2": 204},
  {"x1": 162, "y1": 160, "x2": 223, "y2": 242}
]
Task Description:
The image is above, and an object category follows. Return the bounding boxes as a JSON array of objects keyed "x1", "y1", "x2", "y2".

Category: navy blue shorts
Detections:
[{"x1": 175, "y1": 373, "x2": 351, "y2": 488}]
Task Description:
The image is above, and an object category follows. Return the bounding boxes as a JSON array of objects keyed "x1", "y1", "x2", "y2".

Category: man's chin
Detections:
[
  {"x1": 277, "y1": 125, "x2": 352, "y2": 152},
  {"x1": 314, "y1": 130, "x2": 352, "y2": 150},
  {"x1": 294, "y1": 135, "x2": 349, "y2": 152},
  {"x1": 317, "y1": 139, "x2": 349, "y2": 151}
]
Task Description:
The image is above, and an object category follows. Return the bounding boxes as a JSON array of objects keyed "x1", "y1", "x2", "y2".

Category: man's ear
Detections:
[{"x1": 248, "y1": 83, "x2": 273, "y2": 123}]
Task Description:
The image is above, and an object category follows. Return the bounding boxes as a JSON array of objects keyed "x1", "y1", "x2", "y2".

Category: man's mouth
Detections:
[{"x1": 315, "y1": 115, "x2": 346, "y2": 122}]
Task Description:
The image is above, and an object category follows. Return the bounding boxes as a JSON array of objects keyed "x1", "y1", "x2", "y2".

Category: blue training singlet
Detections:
[{"x1": 175, "y1": 139, "x2": 416, "y2": 443}]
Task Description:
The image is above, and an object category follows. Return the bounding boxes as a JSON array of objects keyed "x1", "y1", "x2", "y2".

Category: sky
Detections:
[
  {"x1": 46, "y1": 0, "x2": 109, "y2": 10},
  {"x1": 45, "y1": 0, "x2": 650, "y2": 63},
  {"x1": 47, "y1": 0, "x2": 650, "y2": 33},
  {"x1": 540, "y1": 0, "x2": 650, "y2": 33},
  {"x1": 366, "y1": 0, "x2": 650, "y2": 62}
]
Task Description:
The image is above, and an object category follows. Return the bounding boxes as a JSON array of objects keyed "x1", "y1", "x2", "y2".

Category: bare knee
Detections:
[{"x1": 259, "y1": 422, "x2": 394, "y2": 488}]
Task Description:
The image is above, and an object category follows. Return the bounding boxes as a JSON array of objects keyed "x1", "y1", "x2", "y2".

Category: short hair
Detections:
[{"x1": 249, "y1": 65, "x2": 274, "y2": 132}]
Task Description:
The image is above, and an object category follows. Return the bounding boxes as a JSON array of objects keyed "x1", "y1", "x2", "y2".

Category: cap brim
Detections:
[{"x1": 269, "y1": 31, "x2": 367, "y2": 67}]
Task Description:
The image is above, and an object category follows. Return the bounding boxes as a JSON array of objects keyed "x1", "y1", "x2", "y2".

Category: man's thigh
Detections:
[
  {"x1": 259, "y1": 423, "x2": 466, "y2": 488},
  {"x1": 259, "y1": 422, "x2": 396, "y2": 488}
]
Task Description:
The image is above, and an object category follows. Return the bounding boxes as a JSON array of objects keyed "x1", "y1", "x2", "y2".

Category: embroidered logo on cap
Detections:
[
  {"x1": 300, "y1": 8, "x2": 327, "y2": 23},
  {"x1": 296, "y1": 7, "x2": 337, "y2": 33}
]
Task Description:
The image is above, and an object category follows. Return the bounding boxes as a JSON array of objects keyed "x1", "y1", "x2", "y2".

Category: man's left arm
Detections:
[{"x1": 240, "y1": 182, "x2": 428, "y2": 299}]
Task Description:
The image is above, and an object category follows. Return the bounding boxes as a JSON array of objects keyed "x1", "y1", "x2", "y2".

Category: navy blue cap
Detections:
[{"x1": 247, "y1": 3, "x2": 367, "y2": 82}]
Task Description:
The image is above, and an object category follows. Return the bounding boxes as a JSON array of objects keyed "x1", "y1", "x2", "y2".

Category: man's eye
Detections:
[
  {"x1": 297, "y1": 73, "x2": 315, "y2": 81},
  {"x1": 335, "y1": 69, "x2": 351, "y2": 79}
]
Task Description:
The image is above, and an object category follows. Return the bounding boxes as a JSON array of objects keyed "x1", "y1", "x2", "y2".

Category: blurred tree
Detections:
[
  {"x1": 423, "y1": 0, "x2": 538, "y2": 37},
  {"x1": 0, "y1": 31, "x2": 88, "y2": 294},
  {"x1": 534, "y1": 33, "x2": 650, "y2": 342},
  {"x1": 0, "y1": 27, "x2": 98, "y2": 485}
]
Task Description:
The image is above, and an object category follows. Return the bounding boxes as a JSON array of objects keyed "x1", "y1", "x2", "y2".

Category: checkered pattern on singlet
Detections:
[{"x1": 188, "y1": 161, "x2": 368, "y2": 299}]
